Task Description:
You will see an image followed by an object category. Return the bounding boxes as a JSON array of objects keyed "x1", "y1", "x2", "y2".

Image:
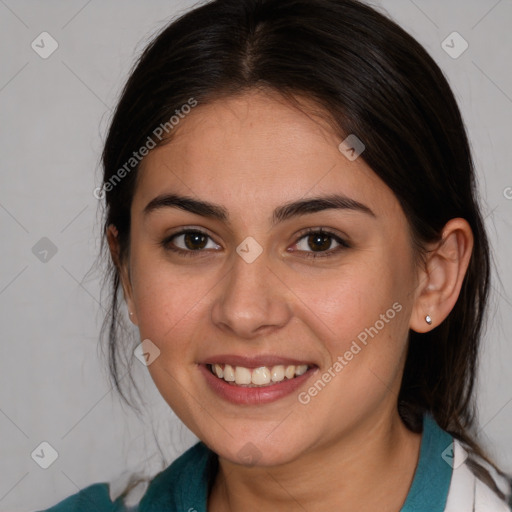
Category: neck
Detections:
[{"x1": 208, "y1": 409, "x2": 422, "y2": 512}]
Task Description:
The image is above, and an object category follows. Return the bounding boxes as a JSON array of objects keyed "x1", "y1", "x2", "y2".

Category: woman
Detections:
[{"x1": 39, "y1": 0, "x2": 512, "y2": 510}]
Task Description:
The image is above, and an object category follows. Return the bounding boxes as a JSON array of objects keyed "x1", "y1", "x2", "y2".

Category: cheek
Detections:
[
  {"x1": 291, "y1": 254, "x2": 412, "y2": 398},
  {"x1": 291, "y1": 259, "x2": 402, "y2": 345},
  {"x1": 129, "y1": 259, "x2": 214, "y2": 427},
  {"x1": 295, "y1": 276, "x2": 409, "y2": 430},
  {"x1": 129, "y1": 252, "x2": 210, "y2": 355}
]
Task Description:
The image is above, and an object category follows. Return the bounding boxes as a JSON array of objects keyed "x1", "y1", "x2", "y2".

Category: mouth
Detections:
[
  {"x1": 199, "y1": 358, "x2": 318, "y2": 405},
  {"x1": 207, "y1": 363, "x2": 310, "y2": 387}
]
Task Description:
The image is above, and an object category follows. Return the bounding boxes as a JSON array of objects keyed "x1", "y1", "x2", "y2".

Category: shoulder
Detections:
[
  {"x1": 445, "y1": 438, "x2": 512, "y2": 512},
  {"x1": 475, "y1": 477, "x2": 512, "y2": 512},
  {"x1": 136, "y1": 441, "x2": 213, "y2": 509},
  {"x1": 35, "y1": 482, "x2": 123, "y2": 512},
  {"x1": 36, "y1": 442, "x2": 213, "y2": 512}
]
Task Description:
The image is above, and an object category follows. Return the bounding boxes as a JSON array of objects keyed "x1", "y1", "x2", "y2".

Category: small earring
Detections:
[
  {"x1": 129, "y1": 312, "x2": 134, "y2": 316},
  {"x1": 425, "y1": 315, "x2": 432, "y2": 325}
]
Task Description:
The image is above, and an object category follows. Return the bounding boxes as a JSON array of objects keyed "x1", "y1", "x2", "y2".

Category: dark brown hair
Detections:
[{"x1": 96, "y1": 0, "x2": 511, "y2": 502}]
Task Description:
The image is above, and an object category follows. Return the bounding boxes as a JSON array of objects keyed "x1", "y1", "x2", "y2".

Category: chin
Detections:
[{"x1": 202, "y1": 429, "x2": 309, "y2": 468}]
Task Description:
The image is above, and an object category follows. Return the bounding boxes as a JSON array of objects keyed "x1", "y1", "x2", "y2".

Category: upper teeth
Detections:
[{"x1": 210, "y1": 364, "x2": 309, "y2": 386}]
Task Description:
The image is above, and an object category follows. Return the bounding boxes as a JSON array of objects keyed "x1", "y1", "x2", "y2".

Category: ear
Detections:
[
  {"x1": 107, "y1": 224, "x2": 138, "y2": 325},
  {"x1": 410, "y1": 218, "x2": 473, "y2": 333}
]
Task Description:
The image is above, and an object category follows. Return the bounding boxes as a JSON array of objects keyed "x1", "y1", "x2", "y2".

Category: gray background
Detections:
[{"x1": 0, "y1": 1, "x2": 511, "y2": 511}]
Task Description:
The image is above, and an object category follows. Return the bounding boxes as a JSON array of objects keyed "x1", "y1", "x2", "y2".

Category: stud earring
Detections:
[
  {"x1": 129, "y1": 312, "x2": 134, "y2": 317},
  {"x1": 425, "y1": 315, "x2": 432, "y2": 325}
]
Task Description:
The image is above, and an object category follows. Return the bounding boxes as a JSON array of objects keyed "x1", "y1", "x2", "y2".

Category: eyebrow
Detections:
[{"x1": 143, "y1": 193, "x2": 375, "y2": 226}]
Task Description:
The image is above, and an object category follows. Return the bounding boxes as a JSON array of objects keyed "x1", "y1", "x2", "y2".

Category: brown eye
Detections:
[
  {"x1": 293, "y1": 229, "x2": 349, "y2": 259},
  {"x1": 305, "y1": 232, "x2": 333, "y2": 252},
  {"x1": 181, "y1": 232, "x2": 208, "y2": 250},
  {"x1": 162, "y1": 229, "x2": 221, "y2": 256}
]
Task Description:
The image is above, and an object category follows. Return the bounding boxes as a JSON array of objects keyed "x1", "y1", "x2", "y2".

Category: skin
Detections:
[{"x1": 108, "y1": 88, "x2": 473, "y2": 511}]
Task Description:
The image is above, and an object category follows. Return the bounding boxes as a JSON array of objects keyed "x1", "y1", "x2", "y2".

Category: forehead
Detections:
[{"x1": 133, "y1": 90, "x2": 400, "y2": 222}]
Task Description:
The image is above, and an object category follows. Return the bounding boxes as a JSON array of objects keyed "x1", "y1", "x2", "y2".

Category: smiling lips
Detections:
[
  {"x1": 208, "y1": 363, "x2": 309, "y2": 387},
  {"x1": 200, "y1": 357, "x2": 317, "y2": 404}
]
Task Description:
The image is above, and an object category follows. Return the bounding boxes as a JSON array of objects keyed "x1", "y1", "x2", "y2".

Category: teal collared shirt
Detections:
[{"x1": 39, "y1": 413, "x2": 453, "y2": 512}]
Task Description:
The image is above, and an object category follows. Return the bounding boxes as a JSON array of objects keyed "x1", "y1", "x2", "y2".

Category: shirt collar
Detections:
[{"x1": 400, "y1": 412, "x2": 454, "y2": 511}]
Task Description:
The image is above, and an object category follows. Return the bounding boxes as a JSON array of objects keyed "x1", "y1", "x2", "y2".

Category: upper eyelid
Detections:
[
  {"x1": 167, "y1": 227, "x2": 221, "y2": 245},
  {"x1": 294, "y1": 226, "x2": 348, "y2": 241}
]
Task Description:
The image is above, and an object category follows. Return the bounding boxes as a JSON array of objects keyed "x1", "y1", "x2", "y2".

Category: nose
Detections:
[{"x1": 210, "y1": 250, "x2": 293, "y2": 339}]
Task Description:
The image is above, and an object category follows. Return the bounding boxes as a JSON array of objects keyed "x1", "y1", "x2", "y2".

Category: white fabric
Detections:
[
  {"x1": 445, "y1": 439, "x2": 511, "y2": 511},
  {"x1": 108, "y1": 470, "x2": 150, "y2": 506}
]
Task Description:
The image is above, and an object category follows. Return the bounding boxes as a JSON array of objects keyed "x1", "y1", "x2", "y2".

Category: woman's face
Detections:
[{"x1": 122, "y1": 89, "x2": 421, "y2": 466}]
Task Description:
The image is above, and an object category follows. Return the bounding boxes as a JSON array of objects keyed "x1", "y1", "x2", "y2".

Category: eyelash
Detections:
[{"x1": 160, "y1": 228, "x2": 350, "y2": 260}]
